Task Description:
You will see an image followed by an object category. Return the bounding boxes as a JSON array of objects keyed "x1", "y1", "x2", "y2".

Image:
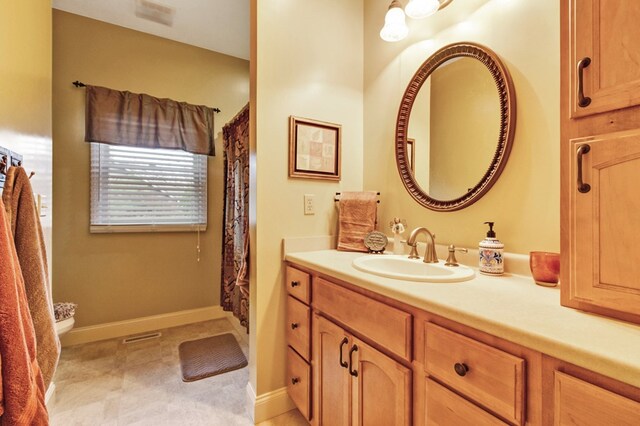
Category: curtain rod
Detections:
[{"x1": 71, "y1": 81, "x2": 221, "y2": 113}]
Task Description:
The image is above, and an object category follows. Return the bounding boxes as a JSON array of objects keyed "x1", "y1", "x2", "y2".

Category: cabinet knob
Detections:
[
  {"x1": 291, "y1": 377, "x2": 300, "y2": 385},
  {"x1": 290, "y1": 322, "x2": 299, "y2": 330},
  {"x1": 454, "y1": 362, "x2": 469, "y2": 377},
  {"x1": 290, "y1": 280, "x2": 300, "y2": 288}
]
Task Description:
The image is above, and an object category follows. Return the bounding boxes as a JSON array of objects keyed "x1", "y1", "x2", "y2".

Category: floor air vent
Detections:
[{"x1": 123, "y1": 332, "x2": 162, "y2": 344}]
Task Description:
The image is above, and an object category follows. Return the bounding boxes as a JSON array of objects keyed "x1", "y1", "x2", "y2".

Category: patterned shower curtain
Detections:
[{"x1": 221, "y1": 104, "x2": 250, "y2": 332}]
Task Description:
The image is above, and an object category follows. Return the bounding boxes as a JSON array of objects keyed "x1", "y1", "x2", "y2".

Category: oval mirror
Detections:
[{"x1": 396, "y1": 42, "x2": 516, "y2": 211}]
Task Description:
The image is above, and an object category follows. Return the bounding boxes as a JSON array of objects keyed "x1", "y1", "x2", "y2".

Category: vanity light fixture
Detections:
[
  {"x1": 405, "y1": 0, "x2": 440, "y2": 19},
  {"x1": 380, "y1": 0, "x2": 409, "y2": 42},
  {"x1": 380, "y1": 0, "x2": 454, "y2": 42}
]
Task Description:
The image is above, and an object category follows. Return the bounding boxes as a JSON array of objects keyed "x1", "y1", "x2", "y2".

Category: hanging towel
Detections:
[
  {"x1": 0, "y1": 197, "x2": 48, "y2": 425},
  {"x1": 2, "y1": 167, "x2": 60, "y2": 389},
  {"x1": 337, "y1": 191, "x2": 378, "y2": 252}
]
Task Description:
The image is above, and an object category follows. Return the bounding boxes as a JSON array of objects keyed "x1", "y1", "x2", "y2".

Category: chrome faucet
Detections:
[{"x1": 406, "y1": 227, "x2": 438, "y2": 263}]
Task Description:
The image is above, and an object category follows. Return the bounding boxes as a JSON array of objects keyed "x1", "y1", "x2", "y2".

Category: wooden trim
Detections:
[{"x1": 395, "y1": 42, "x2": 516, "y2": 211}]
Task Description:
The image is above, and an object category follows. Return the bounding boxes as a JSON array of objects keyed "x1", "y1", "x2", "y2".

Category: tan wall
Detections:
[
  {"x1": 251, "y1": 0, "x2": 364, "y2": 396},
  {"x1": 364, "y1": 0, "x2": 560, "y2": 254},
  {"x1": 0, "y1": 0, "x2": 52, "y2": 268},
  {"x1": 52, "y1": 11, "x2": 249, "y2": 327}
]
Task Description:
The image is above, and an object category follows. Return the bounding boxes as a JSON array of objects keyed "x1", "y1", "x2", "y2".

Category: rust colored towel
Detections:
[
  {"x1": 2, "y1": 167, "x2": 60, "y2": 389},
  {"x1": 0, "y1": 198, "x2": 48, "y2": 425},
  {"x1": 337, "y1": 191, "x2": 378, "y2": 252}
]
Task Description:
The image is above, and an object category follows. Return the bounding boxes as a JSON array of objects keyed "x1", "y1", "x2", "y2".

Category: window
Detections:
[{"x1": 90, "y1": 143, "x2": 207, "y2": 233}]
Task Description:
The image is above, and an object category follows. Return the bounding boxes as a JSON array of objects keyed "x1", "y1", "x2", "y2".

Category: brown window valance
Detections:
[{"x1": 84, "y1": 85, "x2": 216, "y2": 156}]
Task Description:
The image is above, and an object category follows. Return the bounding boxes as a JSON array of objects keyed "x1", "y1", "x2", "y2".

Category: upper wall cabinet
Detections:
[
  {"x1": 569, "y1": 0, "x2": 640, "y2": 118},
  {"x1": 561, "y1": 0, "x2": 640, "y2": 324}
]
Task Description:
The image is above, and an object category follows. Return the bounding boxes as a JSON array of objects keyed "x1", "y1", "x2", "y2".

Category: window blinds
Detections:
[{"x1": 90, "y1": 143, "x2": 207, "y2": 232}]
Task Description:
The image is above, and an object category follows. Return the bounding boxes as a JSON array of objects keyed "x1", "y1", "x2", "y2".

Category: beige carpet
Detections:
[{"x1": 178, "y1": 333, "x2": 248, "y2": 382}]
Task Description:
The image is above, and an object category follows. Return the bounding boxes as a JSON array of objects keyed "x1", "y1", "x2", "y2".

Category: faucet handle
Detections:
[
  {"x1": 407, "y1": 242, "x2": 420, "y2": 259},
  {"x1": 445, "y1": 245, "x2": 468, "y2": 267}
]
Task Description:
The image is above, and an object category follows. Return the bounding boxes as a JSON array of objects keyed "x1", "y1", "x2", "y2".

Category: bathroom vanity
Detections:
[{"x1": 284, "y1": 250, "x2": 640, "y2": 425}]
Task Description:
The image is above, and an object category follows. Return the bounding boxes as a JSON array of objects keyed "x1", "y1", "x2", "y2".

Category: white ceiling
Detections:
[{"x1": 52, "y1": 0, "x2": 250, "y2": 60}]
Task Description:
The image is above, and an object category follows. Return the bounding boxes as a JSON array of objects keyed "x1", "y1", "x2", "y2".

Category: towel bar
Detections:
[{"x1": 334, "y1": 192, "x2": 381, "y2": 203}]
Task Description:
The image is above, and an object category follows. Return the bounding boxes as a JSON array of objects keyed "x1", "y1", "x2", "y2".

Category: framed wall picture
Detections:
[
  {"x1": 289, "y1": 116, "x2": 341, "y2": 181},
  {"x1": 407, "y1": 138, "x2": 415, "y2": 172}
]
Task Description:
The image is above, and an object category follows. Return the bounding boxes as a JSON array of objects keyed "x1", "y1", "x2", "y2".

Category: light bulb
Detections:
[
  {"x1": 380, "y1": 1, "x2": 409, "y2": 42},
  {"x1": 405, "y1": 0, "x2": 440, "y2": 19}
]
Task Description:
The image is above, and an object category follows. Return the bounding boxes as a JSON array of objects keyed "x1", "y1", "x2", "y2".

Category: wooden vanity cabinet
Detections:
[
  {"x1": 561, "y1": 0, "x2": 640, "y2": 323},
  {"x1": 285, "y1": 262, "x2": 639, "y2": 426}
]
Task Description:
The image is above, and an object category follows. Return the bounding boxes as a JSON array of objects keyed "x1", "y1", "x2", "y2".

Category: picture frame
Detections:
[
  {"x1": 289, "y1": 116, "x2": 341, "y2": 181},
  {"x1": 407, "y1": 138, "x2": 415, "y2": 172}
]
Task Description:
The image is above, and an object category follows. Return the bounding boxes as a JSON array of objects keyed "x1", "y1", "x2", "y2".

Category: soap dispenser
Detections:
[{"x1": 479, "y1": 221, "x2": 504, "y2": 275}]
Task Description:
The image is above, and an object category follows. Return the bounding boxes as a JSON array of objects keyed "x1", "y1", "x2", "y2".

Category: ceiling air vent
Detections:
[{"x1": 135, "y1": 0, "x2": 175, "y2": 27}]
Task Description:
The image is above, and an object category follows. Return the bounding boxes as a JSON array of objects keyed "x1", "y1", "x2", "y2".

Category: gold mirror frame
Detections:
[{"x1": 395, "y1": 42, "x2": 516, "y2": 211}]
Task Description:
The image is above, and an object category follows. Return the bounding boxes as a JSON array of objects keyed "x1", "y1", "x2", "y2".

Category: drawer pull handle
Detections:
[
  {"x1": 577, "y1": 57, "x2": 592, "y2": 108},
  {"x1": 349, "y1": 344, "x2": 359, "y2": 377},
  {"x1": 291, "y1": 280, "x2": 300, "y2": 288},
  {"x1": 291, "y1": 377, "x2": 300, "y2": 385},
  {"x1": 339, "y1": 337, "x2": 349, "y2": 368},
  {"x1": 290, "y1": 322, "x2": 299, "y2": 330},
  {"x1": 454, "y1": 362, "x2": 469, "y2": 377},
  {"x1": 577, "y1": 144, "x2": 591, "y2": 193}
]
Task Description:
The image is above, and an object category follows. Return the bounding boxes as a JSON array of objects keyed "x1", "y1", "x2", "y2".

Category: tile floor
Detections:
[{"x1": 48, "y1": 318, "x2": 307, "y2": 426}]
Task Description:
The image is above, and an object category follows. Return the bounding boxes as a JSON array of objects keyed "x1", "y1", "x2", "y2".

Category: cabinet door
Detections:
[
  {"x1": 565, "y1": 130, "x2": 640, "y2": 319},
  {"x1": 313, "y1": 314, "x2": 351, "y2": 426},
  {"x1": 570, "y1": 0, "x2": 640, "y2": 117},
  {"x1": 350, "y1": 337, "x2": 412, "y2": 426},
  {"x1": 554, "y1": 371, "x2": 640, "y2": 425}
]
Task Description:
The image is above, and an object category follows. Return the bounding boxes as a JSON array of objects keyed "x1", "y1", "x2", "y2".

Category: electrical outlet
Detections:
[{"x1": 304, "y1": 194, "x2": 315, "y2": 215}]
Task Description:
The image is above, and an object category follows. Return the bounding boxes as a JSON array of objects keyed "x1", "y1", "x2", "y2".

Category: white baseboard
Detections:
[
  {"x1": 60, "y1": 306, "x2": 226, "y2": 347},
  {"x1": 246, "y1": 382, "x2": 295, "y2": 424}
]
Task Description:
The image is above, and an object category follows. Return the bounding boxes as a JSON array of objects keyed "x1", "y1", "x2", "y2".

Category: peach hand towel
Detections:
[
  {"x1": 0, "y1": 197, "x2": 48, "y2": 425},
  {"x1": 337, "y1": 191, "x2": 378, "y2": 252},
  {"x1": 2, "y1": 167, "x2": 60, "y2": 389}
]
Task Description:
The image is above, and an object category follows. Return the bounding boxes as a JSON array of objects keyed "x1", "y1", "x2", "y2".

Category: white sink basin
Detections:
[{"x1": 352, "y1": 255, "x2": 475, "y2": 283}]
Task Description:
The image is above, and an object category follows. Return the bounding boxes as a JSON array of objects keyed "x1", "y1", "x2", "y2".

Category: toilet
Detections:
[
  {"x1": 53, "y1": 302, "x2": 76, "y2": 336},
  {"x1": 55, "y1": 316, "x2": 75, "y2": 336}
]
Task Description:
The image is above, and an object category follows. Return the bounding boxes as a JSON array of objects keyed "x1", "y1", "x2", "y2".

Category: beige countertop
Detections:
[{"x1": 285, "y1": 249, "x2": 640, "y2": 388}]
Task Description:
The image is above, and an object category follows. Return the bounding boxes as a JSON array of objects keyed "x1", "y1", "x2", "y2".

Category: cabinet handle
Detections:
[
  {"x1": 454, "y1": 362, "x2": 469, "y2": 377},
  {"x1": 290, "y1": 280, "x2": 300, "y2": 288},
  {"x1": 291, "y1": 377, "x2": 300, "y2": 385},
  {"x1": 290, "y1": 322, "x2": 299, "y2": 330},
  {"x1": 348, "y1": 344, "x2": 359, "y2": 377},
  {"x1": 339, "y1": 337, "x2": 349, "y2": 368},
  {"x1": 577, "y1": 144, "x2": 591, "y2": 193},
  {"x1": 577, "y1": 57, "x2": 592, "y2": 108}
]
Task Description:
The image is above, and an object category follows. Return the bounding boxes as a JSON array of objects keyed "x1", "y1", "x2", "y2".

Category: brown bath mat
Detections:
[{"x1": 178, "y1": 333, "x2": 248, "y2": 382}]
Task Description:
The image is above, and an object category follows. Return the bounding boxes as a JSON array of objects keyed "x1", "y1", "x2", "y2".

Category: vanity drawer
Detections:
[
  {"x1": 286, "y1": 296, "x2": 311, "y2": 361},
  {"x1": 287, "y1": 347, "x2": 311, "y2": 420},
  {"x1": 313, "y1": 277, "x2": 412, "y2": 361},
  {"x1": 554, "y1": 371, "x2": 640, "y2": 425},
  {"x1": 426, "y1": 378, "x2": 507, "y2": 426},
  {"x1": 425, "y1": 322, "x2": 525, "y2": 425},
  {"x1": 285, "y1": 266, "x2": 311, "y2": 304}
]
